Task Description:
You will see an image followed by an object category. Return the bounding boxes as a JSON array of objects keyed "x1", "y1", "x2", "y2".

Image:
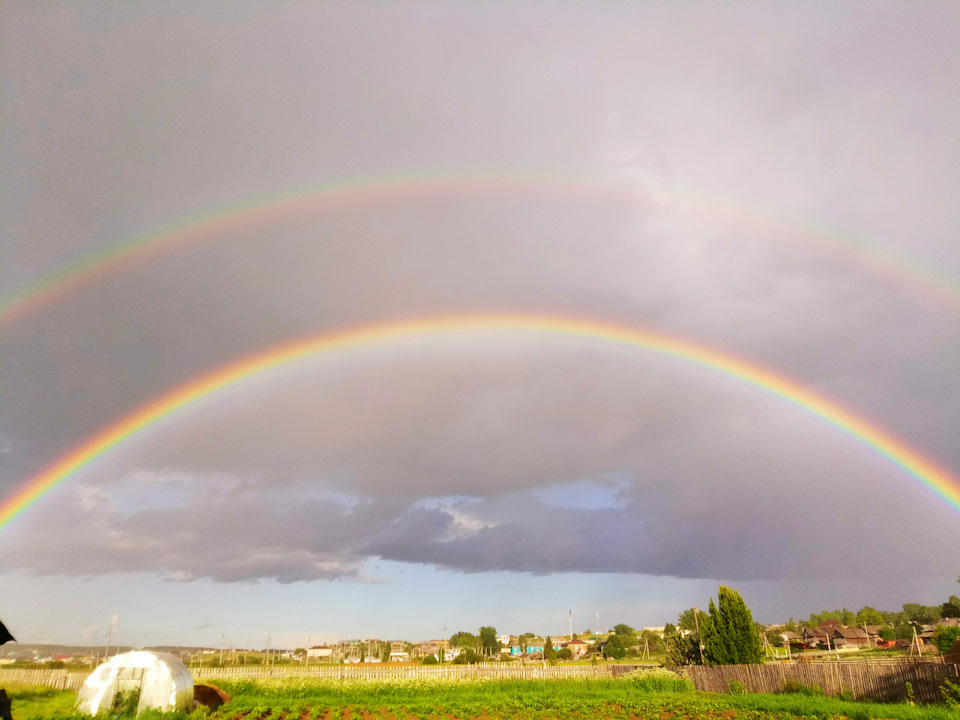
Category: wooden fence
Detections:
[
  {"x1": 194, "y1": 663, "x2": 626, "y2": 681},
  {"x1": 7, "y1": 660, "x2": 959, "y2": 705},
  {"x1": 676, "y1": 660, "x2": 960, "y2": 704},
  {"x1": 0, "y1": 668, "x2": 89, "y2": 691}
]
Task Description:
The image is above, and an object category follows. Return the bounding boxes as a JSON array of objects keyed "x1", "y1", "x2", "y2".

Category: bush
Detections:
[
  {"x1": 932, "y1": 625, "x2": 960, "y2": 655},
  {"x1": 452, "y1": 649, "x2": 480, "y2": 664},
  {"x1": 728, "y1": 680, "x2": 746, "y2": 696},
  {"x1": 780, "y1": 678, "x2": 824, "y2": 696},
  {"x1": 112, "y1": 687, "x2": 141, "y2": 716},
  {"x1": 421, "y1": 655, "x2": 438, "y2": 665},
  {"x1": 941, "y1": 679, "x2": 960, "y2": 709}
]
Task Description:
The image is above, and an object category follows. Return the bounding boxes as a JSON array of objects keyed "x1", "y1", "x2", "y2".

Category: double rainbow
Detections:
[{"x1": 2, "y1": 314, "x2": 958, "y2": 533}]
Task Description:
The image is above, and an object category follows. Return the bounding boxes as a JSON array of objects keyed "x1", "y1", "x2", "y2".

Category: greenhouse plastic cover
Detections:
[{"x1": 77, "y1": 651, "x2": 194, "y2": 715}]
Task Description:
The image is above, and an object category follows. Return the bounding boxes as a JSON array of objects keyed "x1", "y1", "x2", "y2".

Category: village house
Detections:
[
  {"x1": 779, "y1": 630, "x2": 802, "y2": 648},
  {"x1": 831, "y1": 627, "x2": 869, "y2": 649},
  {"x1": 561, "y1": 638, "x2": 590, "y2": 657},
  {"x1": 306, "y1": 645, "x2": 334, "y2": 660},
  {"x1": 389, "y1": 641, "x2": 409, "y2": 662}
]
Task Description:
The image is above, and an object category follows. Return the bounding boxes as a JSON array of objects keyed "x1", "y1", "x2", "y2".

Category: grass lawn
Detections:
[{"x1": 6, "y1": 673, "x2": 959, "y2": 720}]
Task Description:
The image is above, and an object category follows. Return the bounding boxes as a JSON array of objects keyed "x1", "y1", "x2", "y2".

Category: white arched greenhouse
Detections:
[{"x1": 77, "y1": 651, "x2": 194, "y2": 715}]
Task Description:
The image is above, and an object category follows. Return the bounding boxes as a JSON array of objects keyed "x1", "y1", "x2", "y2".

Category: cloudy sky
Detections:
[{"x1": 2, "y1": 2, "x2": 959, "y2": 649}]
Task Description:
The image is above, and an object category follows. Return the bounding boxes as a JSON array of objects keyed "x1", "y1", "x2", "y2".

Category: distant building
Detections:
[
  {"x1": 832, "y1": 627, "x2": 869, "y2": 649},
  {"x1": 306, "y1": 646, "x2": 333, "y2": 659},
  {"x1": 562, "y1": 638, "x2": 589, "y2": 657}
]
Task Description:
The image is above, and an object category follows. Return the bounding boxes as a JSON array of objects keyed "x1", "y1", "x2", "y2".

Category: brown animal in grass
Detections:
[{"x1": 193, "y1": 683, "x2": 231, "y2": 708}]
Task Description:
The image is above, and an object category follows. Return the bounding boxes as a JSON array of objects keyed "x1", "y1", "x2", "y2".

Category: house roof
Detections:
[
  {"x1": 780, "y1": 631, "x2": 801, "y2": 640},
  {"x1": 834, "y1": 627, "x2": 868, "y2": 639}
]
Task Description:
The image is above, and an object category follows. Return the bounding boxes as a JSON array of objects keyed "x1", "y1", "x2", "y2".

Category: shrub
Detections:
[
  {"x1": 421, "y1": 655, "x2": 438, "y2": 665},
  {"x1": 112, "y1": 687, "x2": 141, "y2": 716},
  {"x1": 941, "y1": 679, "x2": 960, "y2": 709},
  {"x1": 780, "y1": 678, "x2": 824, "y2": 696},
  {"x1": 728, "y1": 680, "x2": 746, "y2": 696},
  {"x1": 932, "y1": 626, "x2": 960, "y2": 655},
  {"x1": 452, "y1": 649, "x2": 480, "y2": 664}
]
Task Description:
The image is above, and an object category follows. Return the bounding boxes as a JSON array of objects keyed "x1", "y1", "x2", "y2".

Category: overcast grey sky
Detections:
[{"x1": 1, "y1": 1, "x2": 958, "y2": 647}]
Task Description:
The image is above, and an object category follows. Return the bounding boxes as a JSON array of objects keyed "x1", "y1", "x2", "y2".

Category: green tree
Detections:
[
  {"x1": 663, "y1": 623, "x2": 677, "y2": 637},
  {"x1": 453, "y1": 648, "x2": 480, "y2": 664},
  {"x1": 557, "y1": 646, "x2": 573, "y2": 660},
  {"x1": 518, "y1": 632, "x2": 536, "y2": 652},
  {"x1": 808, "y1": 610, "x2": 842, "y2": 626},
  {"x1": 543, "y1": 637, "x2": 557, "y2": 663},
  {"x1": 941, "y1": 596, "x2": 960, "y2": 619},
  {"x1": 933, "y1": 626, "x2": 960, "y2": 655},
  {"x1": 893, "y1": 624, "x2": 916, "y2": 640},
  {"x1": 903, "y1": 603, "x2": 942, "y2": 624},
  {"x1": 640, "y1": 629, "x2": 664, "y2": 653},
  {"x1": 677, "y1": 608, "x2": 700, "y2": 633},
  {"x1": 478, "y1": 626, "x2": 500, "y2": 656},
  {"x1": 450, "y1": 631, "x2": 478, "y2": 650},
  {"x1": 702, "y1": 586, "x2": 763, "y2": 665},
  {"x1": 613, "y1": 623, "x2": 637, "y2": 651},
  {"x1": 603, "y1": 634, "x2": 627, "y2": 660},
  {"x1": 855, "y1": 607, "x2": 885, "y2": 626},
  {"x1": 664, "y1": 625, "x2": 701, "y2": 665}
]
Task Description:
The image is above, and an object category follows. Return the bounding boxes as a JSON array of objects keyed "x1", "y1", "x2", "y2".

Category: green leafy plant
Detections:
[
  {"x1": 780, "y1": 678, "x2": 824, "y2": 696},
  {"x1": 940, "y1": 679, "x2": 960, "y2": 709},
  {"x1": 728, "y1": 680, "x2": 746, "y2": 696},
  {"x1": 111, "y1": 687, "x2": 142, "y2": 716}
]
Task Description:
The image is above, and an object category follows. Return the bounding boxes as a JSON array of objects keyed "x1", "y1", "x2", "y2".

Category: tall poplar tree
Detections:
[{"x1": 702, "y1": 586, "x2": 763, "y2": 665}]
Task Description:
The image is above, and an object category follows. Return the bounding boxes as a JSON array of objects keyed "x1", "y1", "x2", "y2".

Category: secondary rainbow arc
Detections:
[
  {"x1": 3, "y1": 172, "x2": 959, "y2": 329},
  {"x1": 2, "y1": 315, "x2": 959, "y2": 534}
]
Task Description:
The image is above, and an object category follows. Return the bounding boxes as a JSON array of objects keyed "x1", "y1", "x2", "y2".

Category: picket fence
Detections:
[
  {"x1": 0, "y1": 667, "x2": 89, "y2": 691},
  {"x1": 676, "y1": 659, "x2": 960, "y2": 705},
  {"x1": 193, "y1": 663, "x2": 628, "y2": 681},
  {"x1": 0, "y1": 663, "x2": 630, "y2": 693},
  {"x1": 6, "y1": 660, "x2": 960, "y2": 705}
]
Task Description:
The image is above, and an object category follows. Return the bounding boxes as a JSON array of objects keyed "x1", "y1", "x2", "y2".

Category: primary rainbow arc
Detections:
[{"x1": 2, "y1": 314, "x2": 958, "y2": 533}]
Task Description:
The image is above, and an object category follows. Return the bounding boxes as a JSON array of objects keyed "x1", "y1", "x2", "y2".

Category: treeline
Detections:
[
  {"x1": 662, "y1": 580, "x2": 960, "y2": 666},
  {"x1": 763, "y1": 594, "x2": 960, "y2": 645}
]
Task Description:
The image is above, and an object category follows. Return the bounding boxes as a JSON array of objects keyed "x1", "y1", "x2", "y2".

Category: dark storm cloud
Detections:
[
  {"x1": 3, "y1": 351, "x2": 959, "y2": 584},
  {"x1": 1, "y1": 0, "x2": 959, "y2": 600}
]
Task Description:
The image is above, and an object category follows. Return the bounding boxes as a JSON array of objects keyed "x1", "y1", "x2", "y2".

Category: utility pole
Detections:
[
  {"x1": 693, "y1": 607, "x2": 705, "y2": 665},
  {"x1": 569, "y1": 610, "x2": 573, "y2": 640},
  {"x1": 105, "y1": 622, "x2": 114, "y2": 660},
  {"x1": 595, "y1": 612, "x2": 600, "y2": 635}
]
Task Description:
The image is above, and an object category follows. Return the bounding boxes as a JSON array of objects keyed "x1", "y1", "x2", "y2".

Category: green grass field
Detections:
[{"x1": 6, "y1": 672, "x2": 960, "y2": 720}]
